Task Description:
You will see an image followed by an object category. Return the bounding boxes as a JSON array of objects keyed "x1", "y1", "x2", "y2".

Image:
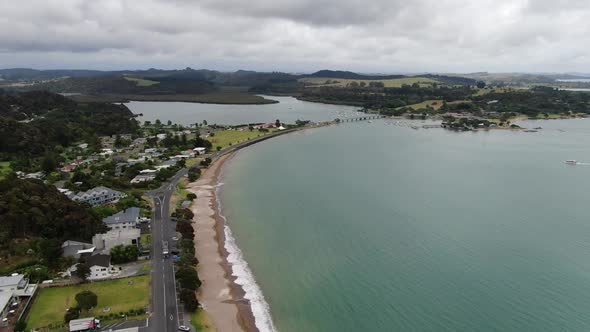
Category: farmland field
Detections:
[{"x1": 299, "y1": 76, "x2": 438, "y2": 88}]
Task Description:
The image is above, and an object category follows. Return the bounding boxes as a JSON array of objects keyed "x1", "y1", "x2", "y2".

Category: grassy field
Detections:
[
  {"x1": 208, "y1": 129, "x2": 275, "y2": 150},
  {"x1": 123, "y1": 76, "x2": 160, "y2": 86},
  {"x1": 190, "y1": 309, "x2": 217, "y2": 332},
  {"x1": 0, "y1": 161, "x2": 12, "y2": 179},
  {"x1": 26, "y1": 275, "x2": 150, "y2": 329},
  {"x1": 299, "y1": 76, "x2": 438, "y2": 88},
  {"x1": 403, "y1": 99, "x2": 444, "y2": 110}
]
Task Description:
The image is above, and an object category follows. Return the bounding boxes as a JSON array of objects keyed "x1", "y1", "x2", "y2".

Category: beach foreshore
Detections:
[{"x1": 186, "y1": 153, "x2": 258, "y2": 332}]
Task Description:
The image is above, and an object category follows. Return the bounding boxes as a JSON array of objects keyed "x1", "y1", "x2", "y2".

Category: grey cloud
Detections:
[{"x1": 1, "y1": 0, "x2": 590, "y2": 72}]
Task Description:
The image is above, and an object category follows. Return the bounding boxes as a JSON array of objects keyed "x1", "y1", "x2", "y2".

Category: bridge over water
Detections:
[{"x1": 336, "y1": 114, "x2": 385, "y2": 123}]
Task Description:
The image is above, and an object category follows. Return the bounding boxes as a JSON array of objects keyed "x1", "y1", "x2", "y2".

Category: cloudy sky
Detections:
[{"x1": 1, "y1": 0, "x2": 589, "y2": 73}]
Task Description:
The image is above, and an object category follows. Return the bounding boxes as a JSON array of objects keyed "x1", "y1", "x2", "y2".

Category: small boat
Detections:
[{"x1": 565, "y1": 160, "x2": 577, "y2": 165}]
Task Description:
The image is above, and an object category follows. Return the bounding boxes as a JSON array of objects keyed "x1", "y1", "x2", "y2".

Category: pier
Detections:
[{"x1": 336, "y1": 115, "x2": 384, "y2": 123}]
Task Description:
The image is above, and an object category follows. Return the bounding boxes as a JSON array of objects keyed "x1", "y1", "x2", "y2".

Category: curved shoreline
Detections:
[{"x1": 187, "y1": 153, "x2": 257, "y2": 332}]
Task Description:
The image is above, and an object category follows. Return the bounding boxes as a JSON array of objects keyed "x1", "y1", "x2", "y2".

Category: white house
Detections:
[
  {"x1": 193, "y1": 147, "x2": 206, "y2": 155},
  {"x1": 131, "y1": 174, "x2": 155, "y2": 183},
  {"x1": 92, "y1": 228, "x2": 141, "y2": 253},
  {"x1": 68, "y1": 186, "x2": 127, "y2": 207},
  {"x1": 0, "y1": 274, "x2": 37, "y2": 327},
  {"x1": 83, "y1": 255, "x2": 118, "y2": 280}
]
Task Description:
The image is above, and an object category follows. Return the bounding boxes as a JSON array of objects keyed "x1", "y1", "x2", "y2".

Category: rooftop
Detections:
[
  {"x1": 103, "y1": 207, "x2": 140, "y2": 225},
  {"x1": 85, "y1": 254, "x2": 111, "y2": 268},
  {"x1": 0, "y1": 274, "x2": 25, "y2": 288}
]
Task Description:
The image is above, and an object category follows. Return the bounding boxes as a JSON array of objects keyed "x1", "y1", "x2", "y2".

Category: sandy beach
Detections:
[{"x1": 186, "y1": 153, "x2": 258, "y2": 332}]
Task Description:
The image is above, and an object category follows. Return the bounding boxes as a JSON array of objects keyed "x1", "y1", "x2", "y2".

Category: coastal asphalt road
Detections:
[{"x1": 147, "y1": 169, "x2": 187, "y2": 332}]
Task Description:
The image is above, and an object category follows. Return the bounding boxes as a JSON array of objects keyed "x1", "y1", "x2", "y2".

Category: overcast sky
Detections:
[{"x1": 0, "y1": 0, "x2": 589, "y2": 73}]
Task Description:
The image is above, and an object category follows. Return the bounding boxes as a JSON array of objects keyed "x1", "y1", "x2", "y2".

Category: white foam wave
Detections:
[{"x1": 216, "y1": 186, "x2": 277, "y2": 332}]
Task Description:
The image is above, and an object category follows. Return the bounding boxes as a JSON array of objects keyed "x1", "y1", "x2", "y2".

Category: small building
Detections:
[
  {"x1": 68, "y1": 186, "x2": 127, "y2": 207},
  {"x1": 103, "y1": 207, "x2": 140, "y2": 230},
  {"x1": 69, "y1": 255, "x2": 118, "y2": 280},
  {"x1": 193, "y1": 147, "x2": 206, "y2": 155},
  {"x1": 92, "y1": 228, "x2": 141, "y2": 254},
  {"x1": 61, "y1": 240, "x2": 95, "y2": 259},
  {"x1": 131, "y1": 174, "x2": 155, "y2": 183}
]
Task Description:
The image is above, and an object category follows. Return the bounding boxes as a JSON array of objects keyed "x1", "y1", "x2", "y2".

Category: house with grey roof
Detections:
[
  {"x1": 102, "y1": 207, "x2": 140, "y2": 230},
  {"x1": 68, "y1": 186, "x2": 127, "y2": 206},
  {"x1": 61, "y1": 240, "x2": 95, "y2": 259}
]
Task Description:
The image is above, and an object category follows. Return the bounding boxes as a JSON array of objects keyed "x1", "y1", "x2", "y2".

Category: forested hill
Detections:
[
  {"x1": 0, "y1": 90, "x2": 139, "y2": 158},
  {"x1": 306, "y1": 70, "x2": 406, "y2": 80},
  {"x1": 0, "y1": 176, "x2": 106, "y2": 242}
]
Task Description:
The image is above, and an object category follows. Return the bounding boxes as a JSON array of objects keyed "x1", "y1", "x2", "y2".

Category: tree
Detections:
[
  {"x1": 111, "y1": 244, "x2": 140, "y2": 264},
  {"x1": 176, "y1": 266, "x2": 201, "y2": 290},
  {"x1": 216, "y1": 146, "x2": 221, "y2": 151},
  {"x1": 75, "y1": 263, "x2": 91, "y2": 281},
  {"x1": 187, "y1": 193, "x2": 197, "y2": 201},
  {"x1": 38, "y1": 238, "x2": 62, "y2": 268},
  {"x1": 75, "y1": 290, "x2": 98, "y2": 310},
  {"x1": 167, "y1": 120, "x2": 172, "y2": 126},
  {"x1": 179, "y1": 288, "x2": 199, "y2": 312},
  {"x1": 41, "y1": 153, "x2": 57, "y2": 174},
  {"x1": 202, "y1": 120, "x2": 208, "y2": 126},
  {"x1": 64, "y1": 307, "x2": 80, "y2": 323},
  {"x1": 275, "y1": 119, "x2": 281, "y2": 127},
  {"x1": 476, "y1": 81, "x2": 486, "y2": 89}
]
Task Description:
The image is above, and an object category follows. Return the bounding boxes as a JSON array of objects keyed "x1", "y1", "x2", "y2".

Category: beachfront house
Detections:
[
  {"x1": 68, "y1": 186, "x2": 127, "y2": 207},
  {"x1": 69, "y1": 255, "x2": 118, "y2": 280},
  {"x1": 193, "y1": 147, "x2": 206, "y2": 155}
]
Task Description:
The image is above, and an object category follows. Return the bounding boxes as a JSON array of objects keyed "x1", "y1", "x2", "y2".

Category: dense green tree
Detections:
[
  {"x1": 75, "y1": 263, "x2": 91, "y2": 281},
  {"x1": 0, "y1": 177, "x2": 106, "y2": 241},
  {"x1": 75, "y1": 290, "x2": 98, "y2": 310},
  {"x1": 37, "y1": 238, "x2": 62, "y2": 268},
  {"x1": 179, "y1": 288, "x2": 199, "y2": 312},
  {"x1": 110, "y1": 244, "x2": 140, "y2": 264},
  {"x1": 176, "y1": 266, "x2": 201, "y2": 290},
  {"x1": 64, "y1": 307, "x2": 80, "y2": 323}
]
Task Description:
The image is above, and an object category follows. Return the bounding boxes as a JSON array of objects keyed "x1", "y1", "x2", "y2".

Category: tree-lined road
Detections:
[{"x1": 147, "y1": 169, "x2": 187, "y2": 332}]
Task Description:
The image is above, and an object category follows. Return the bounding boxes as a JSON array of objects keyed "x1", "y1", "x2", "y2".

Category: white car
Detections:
[
  {"x1": 172, "y1": 236, "x2": 178, "y2": 241},
  {"x1": 178, "y1": 326, "x2": 190, "y2": 331}
]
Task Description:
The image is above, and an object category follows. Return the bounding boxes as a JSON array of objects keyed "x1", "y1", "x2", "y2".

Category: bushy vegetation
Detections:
[
  {"x1": 0, "y1": 90, "x2": 139, "y2": 160},
  {"x1": 0, "y1": 176, "x2": 106, "y2": 242}
]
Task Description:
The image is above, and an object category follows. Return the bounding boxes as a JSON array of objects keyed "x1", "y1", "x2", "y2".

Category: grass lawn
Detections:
[
  {"x1": 0, "y1": 161, "x2": 12, "y2": 179},
  {"x1": 26, "y1": 275, "x2": 150, "y2": 330},
  {"x1": 208, "y1": 129, "x2": 274, "y2": 150},
  {"x1": 123, "y1": 76, "x2": 160, "y2": 86},
  {"x1": 299, "y1": 76, "x2": 438, "y2": 88},
  {"x1": 403, "y1": 99, "x2": 444, "y2": 111},
  {"x1": 140, "y1": 234, "x2": 152, "y2": 246},
  {"x1": 190, "y1": 309, "x2": 217, "y2": 332}
]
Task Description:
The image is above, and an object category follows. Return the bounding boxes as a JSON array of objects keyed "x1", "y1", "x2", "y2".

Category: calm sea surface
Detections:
[
  {"x1": 220, "y1": 118, "x2": 590, "y2": 331},
  {"x1": 126, "y1": 95, "x2": 361, "y2": 125}
]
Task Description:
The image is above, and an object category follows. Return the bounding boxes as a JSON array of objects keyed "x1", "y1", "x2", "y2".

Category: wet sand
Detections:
[{"x1": 187, "y1": 153, "x2": 258, "y2": 332}]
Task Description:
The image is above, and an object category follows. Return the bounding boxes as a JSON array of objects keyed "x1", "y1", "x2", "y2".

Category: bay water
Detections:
[{"x1": 220, "y1": 119, "x2": 590, "y2": 331}]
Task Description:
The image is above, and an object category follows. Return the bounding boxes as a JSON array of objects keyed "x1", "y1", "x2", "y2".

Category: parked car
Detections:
[{"x1": 178, "y1": 326, "x2": 190, "y2": 331}]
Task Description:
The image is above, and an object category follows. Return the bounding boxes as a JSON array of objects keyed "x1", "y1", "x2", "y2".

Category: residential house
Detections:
[
  {"x1": 92, "y1": 228, "x2": 141, "y2": 253},
  {"x1": 76, "y1": 255, "x2": 119, "y2": 280},
  {"x1": 68, "y1": 186, "x2": 127, "y2": 206},
  {"x1": 193, "y1": 147, "x2": 207, "y2": 155},
  {"x1": 102, "y1": 207, "x2": 140, "y2": 230},
  {"x1": 0, "y1": 274, "x2": 37, "y2": 327},
  {"x1": 92, "y1": 208, "x2": 141, "y2": 253},
  {"x1": 61, "y1": 240, "x2": 95, "y2": 259},
  {"x1": 131, "y1": 174, "x2": 155, "y2": 183}
]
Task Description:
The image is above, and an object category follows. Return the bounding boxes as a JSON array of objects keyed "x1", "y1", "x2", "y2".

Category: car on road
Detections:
[
  {"x1": 172, "y1": 236, "x2": 178, "y2": 241},
  {"x1": 178, "y1": 325, "x2": 190, "y2": 331}
]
